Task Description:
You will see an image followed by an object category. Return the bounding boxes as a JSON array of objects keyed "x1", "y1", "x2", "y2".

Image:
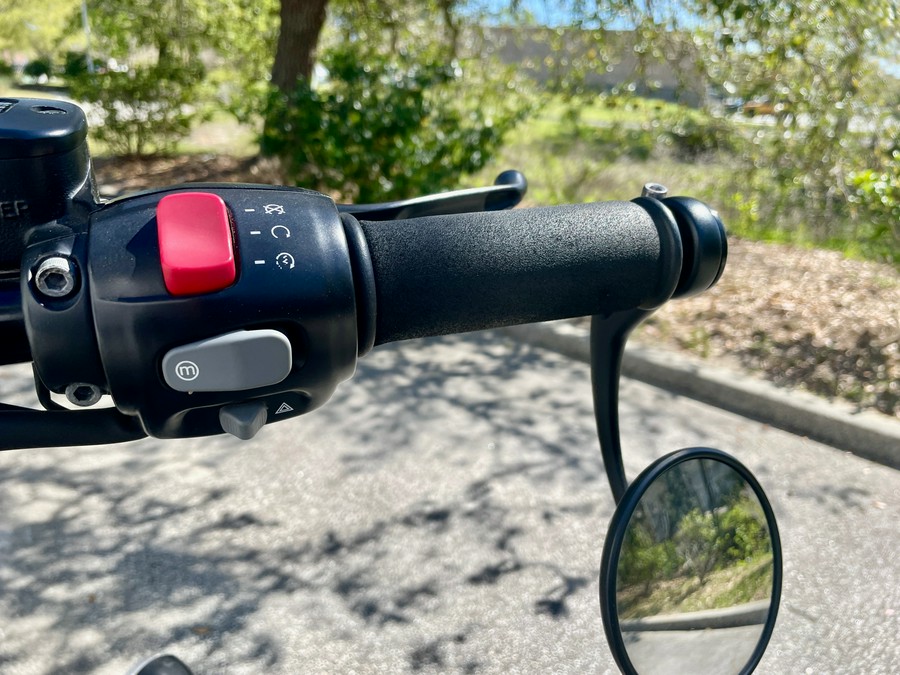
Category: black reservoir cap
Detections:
[
  {"x1": 0, "y1": 98, "x2": 93, "y2": 273},
  {"x1": 0, "y1": 98, "x2": 88, "y2": 160}
]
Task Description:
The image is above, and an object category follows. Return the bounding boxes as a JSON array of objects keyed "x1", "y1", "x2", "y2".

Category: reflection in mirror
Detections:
[{"x1": 602, "y1": 450, "x2": 780, "y2": 675}]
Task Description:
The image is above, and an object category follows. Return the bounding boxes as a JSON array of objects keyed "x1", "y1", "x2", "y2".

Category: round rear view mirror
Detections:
[{"x1": 600, "y1": 448, "x2": 781, "y2": 675}]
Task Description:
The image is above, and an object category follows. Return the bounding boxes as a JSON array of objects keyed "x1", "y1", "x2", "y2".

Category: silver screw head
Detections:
[
  {"x1": 34, "y1": 256, "x2": 78, "y2": 299},
  {"x1": 641, "y1": 183, "x2": 669, "y2": 199}
]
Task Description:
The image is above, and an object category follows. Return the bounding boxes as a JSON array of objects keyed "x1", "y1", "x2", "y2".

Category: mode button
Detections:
[{"x1": 162, "y1": 329, "x2": 292, "y2": 392}]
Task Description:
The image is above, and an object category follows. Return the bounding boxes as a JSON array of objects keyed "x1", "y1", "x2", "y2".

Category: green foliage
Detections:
[
  {"x1": 618, "y1": 520, "x2": 679, "y2": 591},
  {"x1": 618, "y1": 485, "x2": 771, "y2": 591},
  {"x1": 69, "y1": 63, "x2": 206, "y2": 156},
  {"x1": 0, "y1": 0, "x2": 81, "y2": 59},
  {"x1": 672, "y1": 496, "x2": 770, "y2": 575},
  {"x1": 62, "y1": 51, "x2": 89, "y2": 79},
  {"x1": 74, "y1": 0, "x2": 209, "y2": 62},
  {"x1": 687, "y1": 0, "x2": 899, "y2": 263},
  {"x1": 255, "y1": 0, "x2": 533, "y2": 200},
  {"x1": 23, "y1": 59, "x2": 52, "y2": 79},
  {"x1": 553, "y1": 98, "x2": 739, "y2": 162},
  {"x1": 201, "y1": 0, "x2": 280, "y2": 121},
  {"x1": 845, "y1": 147, "x2": 900, "y2": 260},
  {"x1": 674, "y1": 507, "x2": 721, "y2": 582},
  {"x1": 617, "y1": 486, "x2": 774, "y2": 618},
  {"x1": 656, "y1": 106, "x2": 737, "y2": 159},
  {"x1": 261, "y1": 45, "x2": 531, "y2": 201},
  {"x1": 63, "y1": 0, "x2": 214, "y2": 156},
  {"x1": 464, "y1": 0, "x2": 898, "y2": 262},
  {"x1": 718, "y1": 495, "x2": 770, "y2": 562}
]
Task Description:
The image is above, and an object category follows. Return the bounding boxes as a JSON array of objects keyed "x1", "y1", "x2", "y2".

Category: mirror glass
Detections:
[{"x1": 610, "y1": 454, "x2": 778, "y2": 674}]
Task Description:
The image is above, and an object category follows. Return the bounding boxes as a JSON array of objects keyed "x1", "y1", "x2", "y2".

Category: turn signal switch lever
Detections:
[{"x1": 591, "y1": 184, "x2": 728, "y2": 503}]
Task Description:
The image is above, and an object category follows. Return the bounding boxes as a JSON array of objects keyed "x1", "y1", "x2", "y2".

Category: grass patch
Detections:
[
  {"x1": 465, "y1": 93, "x2": 735, "y2": 206},
  {"x1": 466, "y1": 93, "x2": 896, "y2": 265},
  {"x1": 175, "y1": 110, "x2": 258, "y2": 157},
  {"x1": 464, "y1": 109, "x2": 733, "y2": 207},
  {"x1": 538, "y1": 94, "x2": 686, "y2": 127},
  {"x1": 619, "y1": 554, "x2": 774, "y2": 619},
  {"x1": 0, "y1": 79, "x2": 70, "y2": 100}
]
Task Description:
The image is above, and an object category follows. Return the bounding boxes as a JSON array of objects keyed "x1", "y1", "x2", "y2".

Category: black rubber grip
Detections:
[{"x1": 359, "y1": 200, "x2": 682, "y2": 345}]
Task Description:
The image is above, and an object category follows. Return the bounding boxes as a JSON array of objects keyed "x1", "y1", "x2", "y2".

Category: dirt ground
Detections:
[
  {"x1": 92, "y1": 155, "x2": 899, "y2": 418},
  {"x1": 624, "y1": 239, "x2": 898, "y2": 418}
]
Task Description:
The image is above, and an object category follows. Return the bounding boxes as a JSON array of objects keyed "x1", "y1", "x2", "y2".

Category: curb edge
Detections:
[{"x1": 501, "y1": 321, "x2": 900, "y2": 470}]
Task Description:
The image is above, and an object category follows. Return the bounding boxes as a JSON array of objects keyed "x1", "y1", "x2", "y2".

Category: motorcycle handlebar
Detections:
[
  {"x1": 357, "y1": 196, "x2": 720, "y2": 345},
  {"x1": 3, "y1": 174, "x2": 725, "y2": 445},
  {"x1": 0, "y1": 95, "x2": 729, "y2": 447}
]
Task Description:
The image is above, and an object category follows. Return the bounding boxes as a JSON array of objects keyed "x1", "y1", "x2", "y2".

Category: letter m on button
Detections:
[{"x1": 175, "y1": 360, "x2": 200, "y2": 381}]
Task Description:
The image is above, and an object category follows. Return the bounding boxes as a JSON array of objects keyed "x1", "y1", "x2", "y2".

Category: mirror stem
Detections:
[{"x1": 590, "y1": 308, "x2": 655, "y2": 504}]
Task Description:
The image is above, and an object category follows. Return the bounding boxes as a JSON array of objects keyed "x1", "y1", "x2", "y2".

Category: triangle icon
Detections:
[{"x1": 275, "y1": 402, "x2": 294, "y2": 415}]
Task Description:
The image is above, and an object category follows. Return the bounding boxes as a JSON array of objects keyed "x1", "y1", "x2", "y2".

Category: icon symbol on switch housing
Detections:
[
  {"x1": 271, "y1": 225, "x2": 291, "y2": 238},
  {"x1": 175, "y1": 360, "x2": 200, "y2": 381},
  {"x1": 275, "y1": 402, "x2": 294, "y2": 414},
  {"x1": 263, "y1": 204, "x2": 285, "y2": 215},
  {"x1": 275, "y1": 252, "x2": 295, "y2": 270}
]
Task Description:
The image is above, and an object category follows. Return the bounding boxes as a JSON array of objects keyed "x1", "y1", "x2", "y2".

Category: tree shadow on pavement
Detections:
[{"x1": 0, "y1": 330, "x2": 718, "y2": 673}]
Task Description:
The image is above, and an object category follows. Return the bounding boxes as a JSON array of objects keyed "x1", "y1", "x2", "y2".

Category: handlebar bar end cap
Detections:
[{"x1": 664, "y1": 196, "x2": 728, "y2": 299}]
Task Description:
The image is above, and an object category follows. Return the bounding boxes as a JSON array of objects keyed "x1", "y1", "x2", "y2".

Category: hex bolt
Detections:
[
  {"x1": 65, "y1": 383, "x2": 103, "y2": 407},
  {"x1": 34, "y1": 256, "x2": 78, "y2": 299},
  {"x1": 641, "y1": 183, "x2": 669, "y2": 200}
]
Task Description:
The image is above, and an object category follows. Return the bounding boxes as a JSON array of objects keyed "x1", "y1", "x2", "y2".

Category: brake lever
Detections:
[
  {"x1": 592, "y1": 189, "x2": 728, "y2": 504},
  {"x1": 337, "y1": 170, "x2": 526, "y2": 220},
  {"x1": 591, "y1": 307, "x2": 653, "y2": 504}
]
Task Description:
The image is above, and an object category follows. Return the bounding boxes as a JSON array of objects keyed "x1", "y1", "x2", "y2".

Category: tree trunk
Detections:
[{"x1": 271, "y1": 0, "x2": 329, "y2": 92}]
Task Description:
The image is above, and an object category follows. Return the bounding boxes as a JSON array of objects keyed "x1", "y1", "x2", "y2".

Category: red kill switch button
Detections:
[{"x1": 157, "y1": 192, "x2": 236, "y2": 296}]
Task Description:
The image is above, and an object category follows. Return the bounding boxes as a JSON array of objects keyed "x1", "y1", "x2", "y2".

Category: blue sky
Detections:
[
  {"x1": 470, "y1": 0, "x2": 697, "y2": 29},
  {"x1": 469, "y1": 1, "x2": 899, "y2": 77}
]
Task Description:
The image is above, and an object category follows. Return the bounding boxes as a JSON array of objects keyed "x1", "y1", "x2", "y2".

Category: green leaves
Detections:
[
  {"x1": 261, "y1": 44, "x2": 531, "y2": 201},
  {"x1": 69, "y1": 61, "x2": 207, "y2": 156},
  {"x1": 0, "y1": 0, "x2": 80, "y2": 58},
  {"x1": 63, "y1": 0, "x2": 213, "y2": 156},
  {"x1": 684, "y1": 0, "x2": 900, "y2": 262}
]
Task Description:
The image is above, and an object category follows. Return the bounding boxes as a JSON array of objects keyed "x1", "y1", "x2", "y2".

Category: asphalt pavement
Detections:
[{"x1": 0, "y1": 330, "x2": 898, "y2": 674}]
